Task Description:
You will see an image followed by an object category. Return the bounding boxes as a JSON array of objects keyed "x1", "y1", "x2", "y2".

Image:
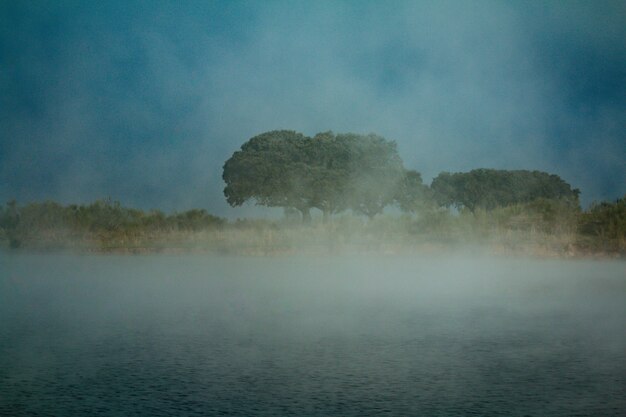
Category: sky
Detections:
[{"x1": 1, "y1": 0, "x2": 625, "y2": 216}]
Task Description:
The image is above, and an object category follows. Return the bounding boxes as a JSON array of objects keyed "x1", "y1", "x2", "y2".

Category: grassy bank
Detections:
[{"x1": 1, "y1": 198, "x2": 624, "y2": 258}]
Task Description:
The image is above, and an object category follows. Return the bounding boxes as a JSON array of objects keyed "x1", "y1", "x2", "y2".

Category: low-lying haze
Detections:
[
  {"x1": 1, "y1": 1, "x2": 624, "y2": 215},
  {"x1": 1, "y1": 254, "x2": 625, "y2": 414}
]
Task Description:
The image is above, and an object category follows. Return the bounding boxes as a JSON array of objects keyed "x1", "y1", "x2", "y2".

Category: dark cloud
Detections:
[{"x1": 1, "y1": 1, "x2": 624, "y2": 215}]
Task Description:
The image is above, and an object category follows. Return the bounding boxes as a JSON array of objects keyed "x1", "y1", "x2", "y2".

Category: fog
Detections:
[
  {"x1": 1, "y1": 1, "x2": 625, "y2": 215},
  {"x1": 1, "y1": 253, "x2": 625, "y2": 414},
  {"x1": 2, "y1": 1, "x2": 624, "y2": 413}
]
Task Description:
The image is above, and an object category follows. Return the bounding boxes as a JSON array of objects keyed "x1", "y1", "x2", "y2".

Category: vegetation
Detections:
[
  {"x1": 0, "y1": 195, "x2": 623, "y2": 257},
  {"x1": 431, "y1": 169, "x2": 580, "y2": 212},
  {"x1": 223, "y1": 130, "x2": 424, "y2": 221},
  {"x1": 0, "y1": 199, "x2": 225, "y2": 251},
  {"x1": 1, "y1": 130, "x2": 623, "y2": 257},
  {"x1": 577, "y1": 196, "x2": 626, "y2": 253}
]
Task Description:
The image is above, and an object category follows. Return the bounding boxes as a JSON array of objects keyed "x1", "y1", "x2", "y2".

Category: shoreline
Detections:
[{"x1": 2, "y1": 238, "x2": 623, "y2": 261}]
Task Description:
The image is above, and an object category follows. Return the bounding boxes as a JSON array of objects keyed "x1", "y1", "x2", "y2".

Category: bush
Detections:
[{"x1": 578, "y1": 196, "x2": 626, "y2": 253}]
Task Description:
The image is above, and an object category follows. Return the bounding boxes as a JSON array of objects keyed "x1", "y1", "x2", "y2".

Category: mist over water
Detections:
[
  {"x1": 1, "y1": 253, "x2": 624, "y2": 415},
  {"x1": 2, "y1": 2, "x2": 624, "y2": 414}
]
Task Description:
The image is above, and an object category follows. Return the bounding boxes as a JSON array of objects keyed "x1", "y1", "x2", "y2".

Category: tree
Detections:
[
  {"x1": 304, "y1": 131, "x2": 351, "y2": 221},
  {"x1": 578, "y1": 196, "x2": 626, "y2": 251},
  {"x1": 223, "y1": 130, "x2": 316, "y2": 222},
  {"x1": 431, "y1": 169, "x2": 580, "y2": 211},
  {"x1": 222, "y1": 130, "x2": 410, "y2": 221},
  {"x1": 430, "y1": 172, "x2": 457, "y2": 208},
  {"x1": 394, "y1": 169, "x2": 432, "y2": 213},
  {"x1": 306, "y1": 132, "x2": 406, "y2": 220},
  {"x1": 339, "y1": 133, "x2": 405, "y2": 218},
  {"x1": 1, "y1": 200, "x2": 21, "y2": 248}
]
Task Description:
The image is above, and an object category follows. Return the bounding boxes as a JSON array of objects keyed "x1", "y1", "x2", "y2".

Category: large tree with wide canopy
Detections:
[{"x1": 223, "y1": 130, "x2": 422, "y2": 221}]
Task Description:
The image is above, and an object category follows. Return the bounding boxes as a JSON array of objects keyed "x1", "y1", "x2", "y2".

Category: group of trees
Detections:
[
  {"x1": 223, "y1": 130, "x2": 580, "y2": 221},
  {"x1": 1, "y1": 135, "x2": 623, "y2": 253},
  {"x1": 578, "y1": 196, "x2": 626, "y2": 249},
  {"x1": 0, "y1": 199, "x2": 225, "y2": 248},
  {"x1": 431, "y1": 169, "x2": 580, "y2": 212},
  {"x1": 0, "y1": 200, "x2": 20, "y2": 248},
  {"x1": 223, "y1": 130, "x2": 429, "y2": 221}
]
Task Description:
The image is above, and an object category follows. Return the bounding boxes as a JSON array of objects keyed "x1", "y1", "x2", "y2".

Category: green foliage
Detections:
[
  {"x1": 223, "y1": 130, "x2": 309, "y2": 210},
  {"x1": 307, "y1": 131, "x2": 353, "y2": 218},
  {"x1": 431, "y1": 169, "x2": 580, "y2": 211},
  {"x1": 0, "y1": 199, "x2": 225, "y2": 249},
  {"x1": 71, "y1": 199, "x2": 144, "y2": 232},
  {"x1": 0, "y1": 200, "x2": 21, "y2": 248},
  {"x1": 577, "y1": 196, "x2": 626, "y2": 252},
  {"x1": 487, "y1": 198, "x2": 580, "y2": 234},
  {"x1": 337, "y1": 133, "x2": 405, "y2": 218},
  {"x1": 0, "y1": 196, "x2": 624, "y2": 256},
  {"x1": 223, "y1": 130, "x2": 414, "y2": 221},
  {"x1": 169, "y1": 209, "x2": 224, "y2": 231},
  {"x1": 0, "y1": 200, "x2": 19, "y2": 226},
  {"x1": 394, "y1": 170, "x2": 433, "y2": 213}
]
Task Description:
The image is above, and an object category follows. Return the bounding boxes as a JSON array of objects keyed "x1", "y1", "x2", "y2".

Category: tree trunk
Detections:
[
  {"x1": 299, "y1": 207, "x2": 311, "y2": 224},
  {"x1": 322, "y1": 209, "x2": 330, "y2": 224}
]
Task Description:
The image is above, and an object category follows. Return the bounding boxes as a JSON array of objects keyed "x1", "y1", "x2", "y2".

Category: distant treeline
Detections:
[
  {"x1": 577, "y1": 196, "x2": 626, "y2": 253},
  {"x1": 222, "y1": 130, "x2": 581, "y2": 220},
  {"x1": 0, "y1": 199, "x2": 224, "y2": 249},
  {"x1": 0, "y1": 130, "x2": 623, "y2": 255},
  {"x1": 430, "y1": 169, "x2": 580, "y2": 211},
  {"x1": 0, "y1": 195, "x2": 624, "y2": 256},
  {"x1": 219, "y1": 130, "x2": 626, "y2": 255}
]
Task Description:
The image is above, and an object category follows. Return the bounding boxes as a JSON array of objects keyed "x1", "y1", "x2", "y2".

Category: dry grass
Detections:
[{"x1": 2, "y1": 211, "x2": 622, "y2": 259}]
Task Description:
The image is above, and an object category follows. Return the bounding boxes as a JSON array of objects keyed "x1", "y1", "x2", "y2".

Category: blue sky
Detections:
[{"x1": 1, "y1": 1, "x2": 624, "y2": 216}]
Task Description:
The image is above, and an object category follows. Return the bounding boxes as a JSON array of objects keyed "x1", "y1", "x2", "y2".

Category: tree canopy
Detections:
[
  {"x1": 223, "y1": 132, "x2": 584, "y2": 222},
  {"x1": 578, "y1": 196, "x2": 626, "y2": 242},
  {"x1": 223, "y1": 130, "x2": 311, "y2": 216},
  {"x1": 394, "y1": 170, "x2": 433, "y2": 213},
  {"x1": 431, "y1": 169, "x2": 580, "y2": 211},
  {"x1": 222, "y1": 130, "x2": 420, "y2": 221}
]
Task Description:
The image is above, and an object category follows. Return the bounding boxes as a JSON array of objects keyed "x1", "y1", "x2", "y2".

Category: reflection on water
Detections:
[{"x1": 1, "y1": 253, "x2": 625, "y2": 416}]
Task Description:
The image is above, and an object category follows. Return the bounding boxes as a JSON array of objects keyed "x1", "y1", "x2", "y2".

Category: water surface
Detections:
[{"x1": 1, "y1": 253, "x2": 625, "y2": 416}]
